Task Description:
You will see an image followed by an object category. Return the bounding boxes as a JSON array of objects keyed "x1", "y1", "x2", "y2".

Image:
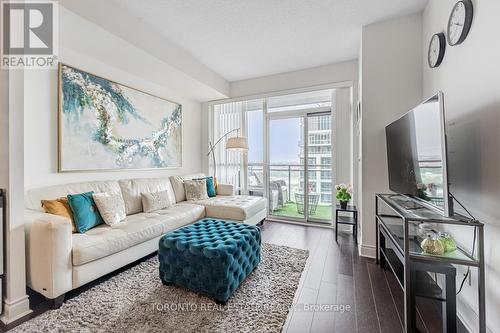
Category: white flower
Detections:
[{"x1": 417, "y1": 183, "x2": 427, "y2": 190}]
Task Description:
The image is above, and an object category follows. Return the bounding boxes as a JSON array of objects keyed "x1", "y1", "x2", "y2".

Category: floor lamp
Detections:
[{"x1": 207, "y1": 128, "x2": 248, "y2": 179}]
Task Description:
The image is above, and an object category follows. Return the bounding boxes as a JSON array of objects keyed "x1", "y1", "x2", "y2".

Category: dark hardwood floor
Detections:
[
  {"x1": 2, "y1": 220, "x2": 466, "y2": 332},
  {"x1": 260, "y1": 221, "x2": 467, "y2": 333}
]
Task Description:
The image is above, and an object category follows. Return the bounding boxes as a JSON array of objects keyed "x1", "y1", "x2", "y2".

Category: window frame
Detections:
[{"x1": 208, "y1": 81, "x2": 354, "y2": 225}]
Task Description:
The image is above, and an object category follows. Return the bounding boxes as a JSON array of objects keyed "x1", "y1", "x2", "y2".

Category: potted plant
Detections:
[
  {"x1": 335, "y1": 184, "x2": 352, "y2": 209},
  {"x1": 416, "y1": 183, "x2": 431, "y2": 201}
]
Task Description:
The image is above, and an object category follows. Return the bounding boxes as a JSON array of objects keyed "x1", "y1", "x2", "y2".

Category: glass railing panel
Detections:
[{"x1": 269, "y1": 164, "x2": 304, "y2": 219}]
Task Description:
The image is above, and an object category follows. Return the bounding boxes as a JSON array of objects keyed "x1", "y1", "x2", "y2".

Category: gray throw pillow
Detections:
[
  {"x1": 141, "y1": 190, "x2": 172, "y2": 213},
  {"x1": 183, "y1": 179, "x2": 209, "y2": 201}
]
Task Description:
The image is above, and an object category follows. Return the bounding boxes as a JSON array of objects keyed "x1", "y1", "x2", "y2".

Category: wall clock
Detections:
[
  {"x1": 447, "y1": 0, "x2": 473, "y2": 46},
  {"x1": 428, "y1": 33, "x2": 446, "y2": 68}
]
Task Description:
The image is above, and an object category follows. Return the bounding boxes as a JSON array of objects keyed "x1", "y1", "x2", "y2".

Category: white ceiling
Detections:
[{"x1": 111, "y1": 0, "x2": 428, "y2": 82}]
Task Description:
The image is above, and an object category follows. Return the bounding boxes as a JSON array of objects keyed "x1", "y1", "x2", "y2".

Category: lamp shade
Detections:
[{"x1": 226, "y1": 136, "x2": 248, "y2": 151}]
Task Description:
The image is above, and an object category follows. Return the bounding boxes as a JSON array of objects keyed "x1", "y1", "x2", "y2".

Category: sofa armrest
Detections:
[
  {"x1": 25, "y1": 210, "x2": 73, "y2": 299},
  {"x1": 216, "y1": 184, "x2": 234, "y2": 196}
]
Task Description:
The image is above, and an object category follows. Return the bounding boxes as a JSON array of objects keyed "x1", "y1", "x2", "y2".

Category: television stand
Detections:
[
  {"x1": 388, "y1": 194, "x2": 425, "y2": 210},
  {"x1": 375, "y1": 194, "x2": 486, "y2": 333}
]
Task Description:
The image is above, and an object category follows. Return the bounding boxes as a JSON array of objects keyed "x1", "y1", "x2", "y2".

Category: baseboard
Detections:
[
  {"x1": 1, "y1": 295, "x2": 32, "y2": 325},
  {"x1": 456, "y1": 295, "x2": 492, "y2": 333},
  {"x1": 359, "y1": 243, "x2": 376, "y2": 258},
  {"x1": 266, "y1": 218, "x2": 333, "y2": 229}
]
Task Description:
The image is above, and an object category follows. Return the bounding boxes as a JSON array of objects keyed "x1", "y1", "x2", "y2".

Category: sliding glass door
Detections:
[
  {"x1": 267, "y1": 113, "x2": 333, "y2": 224},
  {"x1": 268, "y1": 117, "x2": 305, "y2": 221},
  {"x1": 210, "y1": 87, "x2": 342, "y2": 226}
]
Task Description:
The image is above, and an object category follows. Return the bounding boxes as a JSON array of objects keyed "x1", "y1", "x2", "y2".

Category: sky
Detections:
[{"x1": 247, "y1": 111, "x2": 301, "y2": 164}]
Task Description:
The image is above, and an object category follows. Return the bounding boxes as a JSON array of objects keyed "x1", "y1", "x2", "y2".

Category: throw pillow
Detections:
[
  {"x1": 92, "y1": 193, "x2": 126, "y2": 226},
  {"x1": 184, "y1": 179, "x2": 209, "y2": 201},
  {"x1": 41, "y1": 197, "x2": 77, "y2": 233},
  {"x1": 194, "y1": 176, "x2": 216, "y2": 197},
  {"x1": 67, "y1": 191, "x2": 104, "y2": 233},
  {"x1": 141, "y1": 190, "x2": 172, "y2": 213},
  {"x1": 170, "y1": 175, "x2": 187, "y2": 202}
]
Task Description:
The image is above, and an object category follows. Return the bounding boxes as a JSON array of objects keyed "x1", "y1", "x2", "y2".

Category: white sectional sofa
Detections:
[{"x1": 24, "y1": 174, "x2": 267, "y2": 305}]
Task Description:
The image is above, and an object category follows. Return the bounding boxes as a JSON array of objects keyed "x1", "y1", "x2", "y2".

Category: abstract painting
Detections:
[{"x1": 58, "y1": 64, "x2": 182, "y2": 171}]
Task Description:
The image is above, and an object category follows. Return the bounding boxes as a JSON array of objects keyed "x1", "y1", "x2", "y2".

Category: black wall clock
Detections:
[
  {"x1": 447, "y1": 0, "x2": 474, "y2": 46},
  {"x1": 428, "y1": 33, "x2": 446, "y2": 68}
]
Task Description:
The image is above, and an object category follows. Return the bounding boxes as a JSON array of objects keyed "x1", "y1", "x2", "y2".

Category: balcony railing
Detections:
[{"x1": 247, "y1": 163, "x2": 333, "y2": 221}]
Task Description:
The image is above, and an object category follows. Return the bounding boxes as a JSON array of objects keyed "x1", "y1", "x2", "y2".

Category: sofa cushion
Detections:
[
  {"x1": 183, "y1": 195, "x2": 267, "y2": 221},
  {"x1": 118, "y1": 178, "x2": 176, "y2": 215},
  {"x1": 67, "y1": 192, "x2": 104, "y2": 233},
  {"x1": 26, "y1": 180, "x2": 122, "y2": 212},
  {"x1": 169, "y1": 173, "x2": 206, "y2": 203},
  {"x1": 41, "y1": 197, "x2": 77, "y2": 232},
  {"x1": 216, "y1": 183, "x2": 234, "y2": 196},
  {"x1": 184, "y1": 179, "x2": 209, "y2": 201},
  {"x1": 71, "y1": 203, "x2": 205, "y2": 266},
  {"x1": 141, "y1": 190, "x2": 172, "y2": 213},
  {"x1": 206, "y1": 176, "x2": 217, "y2": 197},
  {"x1": 194, "y1": 176, "x2": 216, "y2": 197},
  {"x1": 93, "y1": 193, "x2": 126, "y2": 226}
]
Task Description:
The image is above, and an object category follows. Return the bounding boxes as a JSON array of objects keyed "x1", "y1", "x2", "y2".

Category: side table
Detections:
[{"x1": 335, "y1": 204, "x2": 358, "y2": 243}]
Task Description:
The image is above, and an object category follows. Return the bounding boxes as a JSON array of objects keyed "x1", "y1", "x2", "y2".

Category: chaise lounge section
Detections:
[{"x1": 23, "y1": 174, "x2": 267, "y2": 304}]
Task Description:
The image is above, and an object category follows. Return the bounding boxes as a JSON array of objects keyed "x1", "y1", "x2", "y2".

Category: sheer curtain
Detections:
[{"x1": 210, "y1": 101, "x2": 246, "y2": 186}]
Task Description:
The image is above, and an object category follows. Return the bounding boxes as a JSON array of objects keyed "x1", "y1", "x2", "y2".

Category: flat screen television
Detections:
[{"x1": 385, "y1": 92, "x2": 452, "y2": 216}]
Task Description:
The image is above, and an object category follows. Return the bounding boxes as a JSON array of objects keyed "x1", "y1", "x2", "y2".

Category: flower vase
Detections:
[{"x1": 340, "y1": 201, "x2": 348, "y2": 209}]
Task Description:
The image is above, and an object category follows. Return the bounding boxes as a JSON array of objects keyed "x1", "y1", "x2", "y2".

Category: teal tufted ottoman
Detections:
[{"x1": 158, "y1": 218, "x2": 261, "y2": 304}]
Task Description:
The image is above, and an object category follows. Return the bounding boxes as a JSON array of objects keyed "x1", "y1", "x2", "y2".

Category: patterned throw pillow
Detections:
[
  {"x1": 183, "y1": 179, "x2": 209, "y2": 201},
  {"x1": 92, "y1": 193, "x2": 126, "y2": 226},
  {"x1": 141, "y1": 190, "x2": 172, "y2": 213},
  {"x1": 41, "y1": 197, "x2": 77, "y2": 233},
  {"x1": 194, "y1": 176, "x2": 216, "y2": 197},
  {"x1": 67, "y1": 191, "x2": 104, "y2": 233}
]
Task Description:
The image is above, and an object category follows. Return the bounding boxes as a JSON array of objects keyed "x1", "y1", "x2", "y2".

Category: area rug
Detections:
[{"x1": 14, "y1": 243, "x2": 308, "y2": 333}]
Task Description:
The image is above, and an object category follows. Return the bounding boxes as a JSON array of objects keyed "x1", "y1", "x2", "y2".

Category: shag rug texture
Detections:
[{"x1": 14, "y1": 243, "x2": 308, "y2": 333}]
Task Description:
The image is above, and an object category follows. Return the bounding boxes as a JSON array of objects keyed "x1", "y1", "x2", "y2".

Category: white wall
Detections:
[
  {"x1": 0, "y1": 70, "x2": 7, "y2": 188},
  {"x1": 230, "y1": 60, "x2": 358, "y2": 98},
  {"x1": 200, "y1": 102, "x2": 210, "y2": 175},
  {"x1": 423, "y1": 1, "x2": 500, "y2": 331},
  {"x1": 59, "y1": 0, "x2": 230, "y2": 100},
  {"x1": 2, "y1": 71, "x2": 31, "y2": 324},
  {"x1": 359, "y1": 13, "x2": 423, "y2": 257},
  {"x1": 24, "y1": 6, "x2": 206, "y2": 190}
]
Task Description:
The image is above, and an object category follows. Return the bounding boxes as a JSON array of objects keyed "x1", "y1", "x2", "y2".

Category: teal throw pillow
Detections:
[
  {"x1": 195, "y1": 176, "x2": 216, "y2": 197},
  {"x1": 205, "y1": 176, "x2": 216, "y2": 197},
  {"x1": 67, "y1": 191, "x2": 104, "y2": 233}
]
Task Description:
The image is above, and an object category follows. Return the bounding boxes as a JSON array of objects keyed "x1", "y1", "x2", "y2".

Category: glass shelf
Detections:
[
  {"x1": 376, "y1": 193, "x2": 486, "y2": 333},
  {"x1": 378, "y1": 215, "x2": 479, "y2": 266},
  {"x1": 380, "y1": 246, "x2": 450, "y2": 301},
  {"x1": 377, "y1": 194, "x2": 482, "y2": 226}
]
